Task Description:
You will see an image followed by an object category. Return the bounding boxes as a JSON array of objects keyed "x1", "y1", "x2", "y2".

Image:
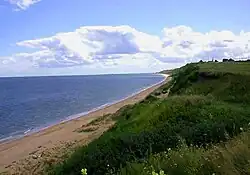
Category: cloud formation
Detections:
[
  {"x1": 7, "y1": 0, "x2": 41, "y2": 10},
  {"x1": 1, "y1": 25, "x2": 250, "y2": 76},
  {"x1": 161, "y1": 26, "x2": 250, "y2": 61}
]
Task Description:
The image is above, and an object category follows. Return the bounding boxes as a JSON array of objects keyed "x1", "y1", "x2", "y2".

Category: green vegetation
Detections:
[
  {"x1": 199, "y1": 62, "x2": 250, "y2": 75},
  {"x1": 77, "y1": 127, "x2": 97, "y2": 133},
  {"x1": 48, "y1": 62, "x2": 250, "y2": 175},
  {"x1": 119, "y1": 131, "x2": 250, "y2": 175},
  {"x1": 86, "y1": 114, "x2": 111, "y2": 127},
  {"x1": 169, "y1": 62, "x2": 250, "y2": 104}
]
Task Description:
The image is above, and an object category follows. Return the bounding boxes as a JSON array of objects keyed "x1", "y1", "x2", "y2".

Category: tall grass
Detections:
[
  {"x1": 49, "y1": 95, "x2": 250, "y2": 175},
  {"x1": 119, "y1": 131, "x2": 250, "y2": 175},
  {"x1": 49, "y1": 62, "x2": 250, "y2": 175}
]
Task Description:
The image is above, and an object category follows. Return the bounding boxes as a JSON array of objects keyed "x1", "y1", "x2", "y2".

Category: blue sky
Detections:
[{"x1": 0, "y1": 0, "x2": 250, "y2": 76}]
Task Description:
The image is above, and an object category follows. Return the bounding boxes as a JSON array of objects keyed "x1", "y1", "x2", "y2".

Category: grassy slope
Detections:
[
  {"x1": 119, "y1": 62, "x2": 250, "y2": 175},
  {"x1": 119, "y1": 131, "x2": 250, "y2": 175},
  {"x1": 49, "y1": 62, "x2": 250, "y2": 175}
]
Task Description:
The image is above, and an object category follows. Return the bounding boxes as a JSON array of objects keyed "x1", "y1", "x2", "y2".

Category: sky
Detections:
[{"x1": 0, "y1": 0, "x2": 250, "y2": 77}]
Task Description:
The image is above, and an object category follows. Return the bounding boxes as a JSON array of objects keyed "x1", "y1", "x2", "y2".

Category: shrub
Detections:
[{"x1": 50, "y1": 96, "x2": 250, "y2": 175}]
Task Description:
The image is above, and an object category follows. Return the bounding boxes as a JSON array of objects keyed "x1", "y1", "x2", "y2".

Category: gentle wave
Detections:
[{"x1": 0, "y1": 128, "x2": 33, "y2": 143}]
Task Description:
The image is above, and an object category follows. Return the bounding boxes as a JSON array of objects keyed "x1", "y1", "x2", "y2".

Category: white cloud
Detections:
[
  {"x1": 7, "y1": 0, "x2": 41, "y2": 10},
  {"x1": 161, "y1": 26, "x2": 250, "y2": 61},
  {"x1": 17, "y1": 25, "x2": 162, "y2": 57},
  {"x1": 2, "y1": 25, "x2": 250, "y2": 76},
  {"x1": 15, "y1": 25, "x2": 165, "y2": 69}
]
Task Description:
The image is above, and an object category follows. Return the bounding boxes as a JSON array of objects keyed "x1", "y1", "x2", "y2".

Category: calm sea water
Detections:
[{"x1": 0, "y1": 74, "x2": 164, "y2": 142}]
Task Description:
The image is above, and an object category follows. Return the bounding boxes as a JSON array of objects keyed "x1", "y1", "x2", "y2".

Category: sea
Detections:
[{"x1": 0, "y1": 74, "x2": 164, "y2": 142}]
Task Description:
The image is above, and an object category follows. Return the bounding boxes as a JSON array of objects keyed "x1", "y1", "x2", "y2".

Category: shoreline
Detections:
[
  {"x1": 0, "y1": 74, "x2": 169, "y2": 173},
  {"x1": 0, "y1": 74, "x2": 167, "y2": 145},
  {"x1": 41, "y1": 74, "x2": 168, "y2": 129}
]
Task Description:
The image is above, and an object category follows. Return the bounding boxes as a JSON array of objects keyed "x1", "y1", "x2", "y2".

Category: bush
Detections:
[
  {"x1": 142, "y1": 94, "x2": 158, "y2": 103},
  {"x1": 49, "y1": 96, "x2": 250, "y2": 175}
]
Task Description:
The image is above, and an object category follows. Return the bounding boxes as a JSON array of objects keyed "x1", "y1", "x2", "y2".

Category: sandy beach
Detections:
[{"x1": 0, "y1": 74, "x2": 169, "y2": 174}]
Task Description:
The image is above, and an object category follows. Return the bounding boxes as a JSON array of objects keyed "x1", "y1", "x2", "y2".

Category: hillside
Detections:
[{"x1": 48, "y1": 62, "x2": 250, "y2": 175}]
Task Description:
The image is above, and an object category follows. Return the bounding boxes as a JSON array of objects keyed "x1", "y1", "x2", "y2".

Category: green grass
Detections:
[
  {"x1": 199, "y1": 62, "x2": 250, "y2": 75},
  {"x1": 48, "y1": 62, "x2": 250, "y2": 175},
  {"x1": 169, "y1": 62, "x2": 250, "y2": 104},
  {"x1": 86, "y1": 114, "x2": 111, "y2": 126},
  {"x1": 119, "y1": 131, "x2": 250, "y2": 175}
]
